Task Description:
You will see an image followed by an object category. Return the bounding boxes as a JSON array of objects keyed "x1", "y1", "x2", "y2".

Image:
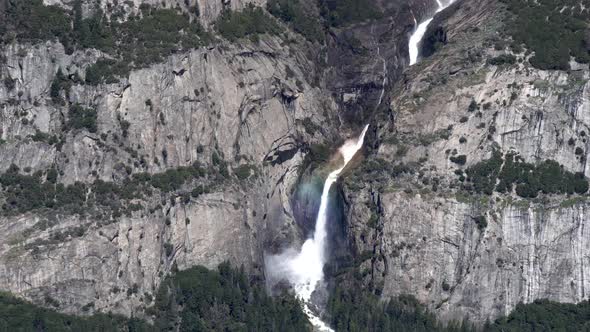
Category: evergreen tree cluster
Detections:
[
  {"x1": 500, "y1": 0, "x2": 590, "y2": 70},
  {"x1": 464, "y1": 150, "x2": 588, "y2": 197},
  {"x1": 82, "y1": 6, "x2": 210, "y2": 84},
  {"x1": 151, "y1": 263, "x2": 310, "y2": 331},
  {"x1": 3, "y1": 269, "x2": 590, "y2": 332},
  {"x1": 486, "y1": 299, "x2": 590, "y2": 331},
  {"x1": 487, "y1": 54, "x2": 517, "y2": 66}
]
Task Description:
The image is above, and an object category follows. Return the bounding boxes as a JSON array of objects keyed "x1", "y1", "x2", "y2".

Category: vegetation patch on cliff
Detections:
[
  {"x1": 0, "y1": 161, "x2": 218, "y2": 217},
  {"x1": 83, "y1": 5, "x2": 210, "y2": 84},
  {"x1": 0, "y1": 1, "x2": 210, "y2": 84},
  {"x1": 65, "y1": 104, "x2": 98, "y2": 133},
  {"x1": 215, "y1": 5, "x2": 283, "y2": 42},
  {"x1": 0, "y1": 0, "x2": 71, "y2": 46},
  {"x1": 150, "y1": 263, "x2": 309, "y2": 331},
  {"x1": 318, "y1": 0, "x2": 382, "y2": 27},
  {"x1": 463, "y1": 150, "x2": 589, "y2": 197},
  {"x1": 500, "y1": 0, "x2": 590, "y2": 70},
  {"x1": 267, "y1": 0, "x2": 324, "y2": 42}
]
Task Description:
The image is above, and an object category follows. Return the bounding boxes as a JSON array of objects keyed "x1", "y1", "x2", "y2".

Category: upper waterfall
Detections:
[{"x1": 409, "y1": 0, "x2": 453, "y2": 65}]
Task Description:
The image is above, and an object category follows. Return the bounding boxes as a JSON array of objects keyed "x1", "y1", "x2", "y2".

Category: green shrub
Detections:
[
  {"x1": 164, "y1": 242, "x2": 173, "y2": 256},
  {"x1": 487, "y1": 54, "x2": 517, "y2": 66},
  {"x1": 0, "y1": 161, "x2": 212, "y2": 216},
  {"x1": 0, "y1": 165, "x2": 86, "y2": 214},
  {"x1": 234, "y1": 164, "x2": 254, "y2": 180},
  {"x1": 300, "y1": 118, "x2": 321, "y2": 135},
  {"x1": 3, "y1": 77, "x2": 16, "y2": 91},
  {"x1": 450, "y1": 155, "x2": 467, "y2": 165},
  {"x1": 442, "y1": 281, "x2": 451, "y2": 291},
  {"x1": 31, "y1": 130, "x2": 50, "y2": 143},
  {"x1": 191, "y1": 185, "x2": 208, "y2": 198},
  {"x1": 468, "y1": 99, "x2": 478, "y2": 112},
  {"x1": 46, "y1": 168, "x2": 58, "y2": 184},
  {"x1": 216, "y1": 5, "x2": 282, "y2": 41},
  {"x1": 85, "y1": 59, "x2": 126, "y2": 85},
  {"x1": 146, "y1": 164, "x2": 206, "y2": 192},
  {"x1": 391, "y1": 163, "x2": 415, "y2": 177},
  {"x1": 473, "y1": 215, "x2": 487, "y2": 230},
  {"x1": 66, "y1": 104, "x2": 98, "y2": 133},
  {"x1": 50, "y1": 68, "x2": 71, "y2": 102},
  {"x1": 465, "y1": 150, "x2": 503, "y2": 195},
  {"x1": 396, "y1": 145, "x2": 409, "y2": 157},
  {"x1": 267, "y1": 0, "x2": 324, "y2": 42}
]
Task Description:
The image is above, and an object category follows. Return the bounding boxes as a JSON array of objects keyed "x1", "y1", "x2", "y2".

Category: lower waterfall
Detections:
[{"x1": 266, "y1": 125, "x2": 369, "y2": 331}]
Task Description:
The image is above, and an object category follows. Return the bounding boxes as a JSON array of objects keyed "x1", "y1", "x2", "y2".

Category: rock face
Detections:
[
  {"x1": 342, "y1": 0, "x2": 590, "y2": 324},
  {"x1": 0, "y1": 27, "x2": 332, "y2": 316},
  {"x1": 373, "y1": 193, "x2": 590, "y2": 323}
]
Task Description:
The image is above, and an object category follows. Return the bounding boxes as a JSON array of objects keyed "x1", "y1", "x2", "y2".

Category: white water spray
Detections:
[
  {"x1": 267, "y1": 125, "x2": 369, "y2": 331},
  {"x1": 408, "y1": 0, "x2": 453, "y2": 65}
]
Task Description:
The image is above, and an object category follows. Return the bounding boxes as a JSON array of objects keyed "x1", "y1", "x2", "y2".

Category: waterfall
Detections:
[
  {"x1": 408, "y1": 0, "x2": 453, "y2": 65},
  {"x1": 266, "y1": 125, "x2": 370, "y2": 331}
]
